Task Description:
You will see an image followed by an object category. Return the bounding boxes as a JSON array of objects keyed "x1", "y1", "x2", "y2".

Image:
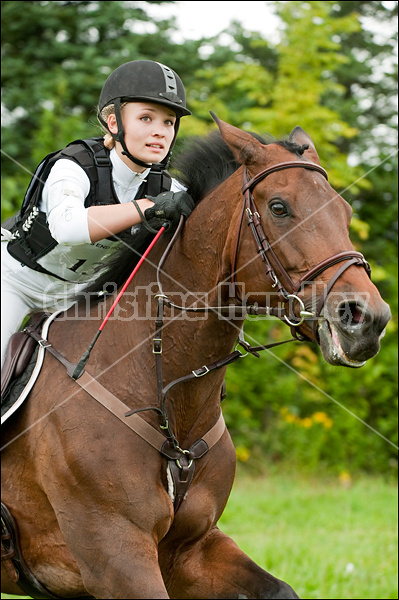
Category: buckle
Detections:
[
  {"x1": 192, "y1": 365, "x2": 209, "y2": 377},
  {"x1": 38, "y1": 339, "x2": 52, "y2": 348},
  {"x1": 152, "y1": 338, "x2": 162, "y2": 354}
]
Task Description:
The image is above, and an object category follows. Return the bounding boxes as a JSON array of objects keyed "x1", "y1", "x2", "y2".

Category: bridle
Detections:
[{"x1": 236, "y1": 160, "x2": 372, "y2": 340}]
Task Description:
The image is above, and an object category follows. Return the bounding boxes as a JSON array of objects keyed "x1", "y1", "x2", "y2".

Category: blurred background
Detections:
[{"x1": 1, "y1": 2, "x2": 397, "y2": 598}]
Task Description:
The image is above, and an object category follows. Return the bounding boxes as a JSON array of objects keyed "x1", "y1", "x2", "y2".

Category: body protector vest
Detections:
[{"x1": 5, "y1": 138, "x2": 172, "y2": 283}]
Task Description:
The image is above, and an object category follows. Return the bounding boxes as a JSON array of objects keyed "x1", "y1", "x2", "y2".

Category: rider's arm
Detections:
[
  {"x1": 87, "y1": 200, "x2": 154, "y2": 243},
  {"x1": 42, "y1": 159, "x2": 154, "y2": 244}
]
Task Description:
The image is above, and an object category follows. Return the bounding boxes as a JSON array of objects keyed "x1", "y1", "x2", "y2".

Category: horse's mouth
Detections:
[{"x1": 317, "y1": 319, "x2": 366, "y2": 368}]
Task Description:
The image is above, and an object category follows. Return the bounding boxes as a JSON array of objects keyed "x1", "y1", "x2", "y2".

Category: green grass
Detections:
[
  {"x1": 2, "y1": 472, "x2": 397, "y2": 599},
  {"x1": 218, "y1": 469, "x2": 398, "y2": 599}
]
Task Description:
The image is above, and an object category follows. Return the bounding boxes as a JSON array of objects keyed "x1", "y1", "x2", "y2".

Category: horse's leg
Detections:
[
  {"x1": 54, "y1": 515, "x2": 170, "y2": 599},
  {"x1": 160, "y1": 527, "x2": 299, "y2": 600}
]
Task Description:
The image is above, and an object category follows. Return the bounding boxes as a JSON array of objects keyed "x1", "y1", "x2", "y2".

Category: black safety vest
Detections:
[{"x1": 5, "y1": 138, "x2": 172, "y2": 278}]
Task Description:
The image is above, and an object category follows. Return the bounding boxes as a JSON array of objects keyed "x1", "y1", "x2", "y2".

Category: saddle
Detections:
[{"x1": 1, "y1": 312, "x2": 48, "y2": 400}]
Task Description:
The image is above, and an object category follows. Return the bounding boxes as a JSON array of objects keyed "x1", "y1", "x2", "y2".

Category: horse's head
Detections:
[{"x1": 213, "y1": 116, "x2": 391, "y2": 367}]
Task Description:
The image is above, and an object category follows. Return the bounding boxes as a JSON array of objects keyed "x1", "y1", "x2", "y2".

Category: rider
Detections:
[{"x1": 1, "y1": 60, "x2": 194, "y2": 367}]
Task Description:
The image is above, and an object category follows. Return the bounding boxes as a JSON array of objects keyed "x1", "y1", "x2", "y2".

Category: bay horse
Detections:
[{"x1": 1, "y1": 116, "x2": 390, "y2": 599}]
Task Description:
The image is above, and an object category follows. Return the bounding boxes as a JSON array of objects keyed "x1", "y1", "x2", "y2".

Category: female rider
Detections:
[{"x1": 1, "y1": 60, "x2": 194, "y2": 367}]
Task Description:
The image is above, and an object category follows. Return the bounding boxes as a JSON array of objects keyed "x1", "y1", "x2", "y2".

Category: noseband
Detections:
[{"x1": 236, "y1": 160, "x2": 371, "y2": 340}]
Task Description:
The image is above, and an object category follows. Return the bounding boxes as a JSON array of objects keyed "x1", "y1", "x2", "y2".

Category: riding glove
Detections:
[{"x1": 144, "y1": 191, "x2": 195, "y2": 229}]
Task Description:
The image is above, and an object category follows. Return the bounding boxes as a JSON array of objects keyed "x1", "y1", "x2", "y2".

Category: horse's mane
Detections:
[
  {"x1": 172, "y1": 130, "x2": 308, "y2": 203},
  {"x1": 79, "y1": 130, "x2": 307, "y2": 301},
  {"x1": 171, "y1": 130, "x2": 258, "y2": 203}
]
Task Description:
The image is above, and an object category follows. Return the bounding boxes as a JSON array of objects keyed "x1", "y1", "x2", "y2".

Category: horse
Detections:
[{"x1": 1, "y1": 116, "x2": 391, "y2": 599}]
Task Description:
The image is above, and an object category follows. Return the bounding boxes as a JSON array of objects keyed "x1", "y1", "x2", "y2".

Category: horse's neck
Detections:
[
  {"x1": 170, "y1": 175, "x2": 242, "y2": 295},
  {"x1": 161, "y1": 178, "x2": 244, "y2": 350},
  {"x1": 154, "y1": 184, "x2": 245, "y2": 438}
]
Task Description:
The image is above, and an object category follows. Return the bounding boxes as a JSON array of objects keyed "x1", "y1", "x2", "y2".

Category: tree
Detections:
[{"x1": 180, "y1": 2, "x2": 365, "y2": 189}]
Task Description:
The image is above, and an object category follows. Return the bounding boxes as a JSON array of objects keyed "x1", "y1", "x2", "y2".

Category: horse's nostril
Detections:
[{"x1": 338, "y1": 302, "x2": 367, "y2": 327}]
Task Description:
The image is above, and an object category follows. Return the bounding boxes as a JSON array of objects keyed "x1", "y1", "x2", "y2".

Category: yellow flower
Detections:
[
  {"x1": 236, "y1": 446, "x2": 251, "y2": 462},
  {"x1": 312, "y1": 411, "x2": 333, "y2": 429},
  {"x1": 280, "y1": 407, "x2": 297, "y2": 424},
  {"x1": 339, "y1": 471, "x2": 352, "y2": 488}
]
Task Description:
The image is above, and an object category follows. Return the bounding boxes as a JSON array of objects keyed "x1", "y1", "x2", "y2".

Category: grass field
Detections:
[
  {"x1": 219, "y1": 470, "x2": 398, "y2": 600},
  {"x1": 2, "y1": 471, "x2": 397, "y2": 600}
]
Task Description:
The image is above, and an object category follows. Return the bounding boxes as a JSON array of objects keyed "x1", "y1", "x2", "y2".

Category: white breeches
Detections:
[{"x1": 1, "y1": 243, "x2": 82, "y2": 368}]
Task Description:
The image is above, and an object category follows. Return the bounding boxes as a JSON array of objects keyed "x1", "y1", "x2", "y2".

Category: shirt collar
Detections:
[{"x1": 110, "y1": 147, "x2": 151, "y2": 190}]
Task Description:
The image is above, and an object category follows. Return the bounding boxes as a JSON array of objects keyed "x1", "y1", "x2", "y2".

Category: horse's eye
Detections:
[{"x1": 270, "y1": 201, "x2": 289, "y2": 217}]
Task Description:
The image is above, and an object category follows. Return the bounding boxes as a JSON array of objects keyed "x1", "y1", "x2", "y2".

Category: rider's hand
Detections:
[{"x1": 144, "y1": 191, "x2": 195, "y2": 229}]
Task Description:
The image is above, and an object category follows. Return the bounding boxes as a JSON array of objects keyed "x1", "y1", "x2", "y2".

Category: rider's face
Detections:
[{"x1": 108, "y1": 102, "x2": 177, "y2": 171}]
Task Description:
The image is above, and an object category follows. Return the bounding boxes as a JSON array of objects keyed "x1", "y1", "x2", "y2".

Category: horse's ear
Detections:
[
  {"x1": 289, "y1": 126, "x2": 321, "y2": 164},
  {"x1": 210, "y1": 112, "x2": 264, "y2": 166}
]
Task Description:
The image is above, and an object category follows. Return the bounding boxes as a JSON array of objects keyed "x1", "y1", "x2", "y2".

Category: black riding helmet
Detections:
[{"x1": 98, "y1": 60, "x2": 191, "y2": 169}]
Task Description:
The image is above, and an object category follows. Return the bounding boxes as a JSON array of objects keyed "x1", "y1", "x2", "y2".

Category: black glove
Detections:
[{"x1": 144, "y1": 191, "x2": 195, "y2": 228}]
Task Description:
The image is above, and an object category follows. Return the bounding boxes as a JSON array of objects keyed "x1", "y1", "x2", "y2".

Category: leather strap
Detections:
[
  {"x1": 161, "y1": 349, "x2": 244, "y2": 399},
  {"x1": 242, "y1": 161, "x2": 328, "y2": 193},
  {"x1": 22, "y1": 327, "x2": 78, "y2": 379},
  {"x1": 76, "y1": 369, "x2": 225, "y2": 455},
  {"x1": 76, "y1": 371, "x2": 167, "y2": 451},
  {"x1": 75, "y1": 371, "x2": 226, "y2": 513},
  {"x1": 168, "y1": 457, "x2": 196, "y2": 512},
  {"x1": 315, "y1": 257, "x2": 362, "y2": 317},
  {"x1": 202, "y1": 409, "x2": 227, "y2": 447},
  {"x1": 294, "y1": 251, "x2": 370, "y2": 292}
]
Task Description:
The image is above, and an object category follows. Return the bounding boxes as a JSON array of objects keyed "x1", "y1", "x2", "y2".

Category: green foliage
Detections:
[{"x1": 1, "y1": 0, "x2": 397, "y2": 474}]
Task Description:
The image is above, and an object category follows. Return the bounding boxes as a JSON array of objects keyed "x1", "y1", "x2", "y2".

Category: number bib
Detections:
[{"x1": 36, "y1": 238, "x2": 123, "y2": 284}]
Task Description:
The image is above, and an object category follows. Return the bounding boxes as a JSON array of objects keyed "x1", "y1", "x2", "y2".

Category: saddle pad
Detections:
[{"x1": 1, "y1": 310, "x2": 64, "y2": 425}]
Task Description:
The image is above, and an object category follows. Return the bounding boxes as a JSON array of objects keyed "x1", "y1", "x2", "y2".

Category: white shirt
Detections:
[
  {"x1": 1, "y1": 149, "x2": 186, "y2": 364},
  {"x1": 28, "y1": 148, "x2": 185, "y2": 283},
  {"x1": 41, "y1": 148, "x2": 185, "y2": 244}
]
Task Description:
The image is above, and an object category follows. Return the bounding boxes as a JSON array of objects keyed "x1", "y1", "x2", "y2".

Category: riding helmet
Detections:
[
  {"x1": 99, "y1": 60, "x2": 191, "y2": 118},
  {"x1": 98, "y1": 60, "x2": 190, "y2": 168}
]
